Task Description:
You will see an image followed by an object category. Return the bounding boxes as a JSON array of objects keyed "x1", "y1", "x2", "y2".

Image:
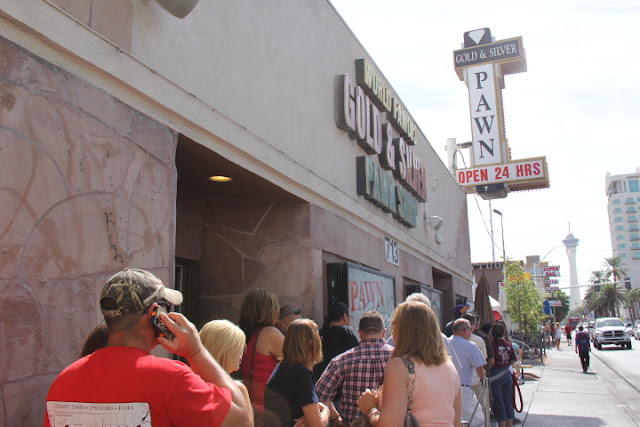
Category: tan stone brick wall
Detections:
[
  {"x1": 174, "y1": 193, "x2": 314, "y2": 327},
  {"x1": 0, "y1": 35, "x2": 176, "y2": 426}
]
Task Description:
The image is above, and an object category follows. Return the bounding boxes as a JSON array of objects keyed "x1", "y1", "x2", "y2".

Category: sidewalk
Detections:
[{"x1": 517, "y1": 340, "x2": 639, "y2": 426}]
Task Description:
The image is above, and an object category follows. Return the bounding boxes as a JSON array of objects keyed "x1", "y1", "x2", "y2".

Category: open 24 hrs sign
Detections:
[{"x1": 457, "y1": 157, "x2": 547, "y2": 187}]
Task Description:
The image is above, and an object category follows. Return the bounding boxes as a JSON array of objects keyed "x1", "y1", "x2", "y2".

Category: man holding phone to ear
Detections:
[{"x1": 43, "y1": 268, "x2": 252, "y2": 427}]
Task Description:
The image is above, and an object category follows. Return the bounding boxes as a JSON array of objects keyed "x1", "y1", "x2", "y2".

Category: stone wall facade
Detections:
[
  {"x1": 0, "y1": 36, "x2": 177, "y2": 426},
  {"x1": 175, "y1": 187, "x2": 314, "y2": 327}
]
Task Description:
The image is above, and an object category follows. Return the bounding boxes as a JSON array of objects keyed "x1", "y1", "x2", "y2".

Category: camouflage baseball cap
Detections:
[{"x1": 100, "y1": 268, "x2": 183, "y2": 318}]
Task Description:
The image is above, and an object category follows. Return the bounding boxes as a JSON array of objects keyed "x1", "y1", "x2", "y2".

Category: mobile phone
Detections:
[{"x1": 150, "y1": 304, "x2": 175, "y2": 340}]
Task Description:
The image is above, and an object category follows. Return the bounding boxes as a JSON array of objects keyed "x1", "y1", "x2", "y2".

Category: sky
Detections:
[{"x1": 329, "y1": 0, "x2": 640, "y2": 303}]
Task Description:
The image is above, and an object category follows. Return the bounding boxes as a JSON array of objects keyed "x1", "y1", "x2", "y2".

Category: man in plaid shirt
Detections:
[{"x1": 315, "y1": 310, "x2": 393, "y2": 425}]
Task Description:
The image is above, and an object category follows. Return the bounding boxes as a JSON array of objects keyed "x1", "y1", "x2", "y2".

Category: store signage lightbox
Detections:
[
  {"x1": 457, "y1": 157, "x2": 547, "y2": 186},
  {"x1": 452, "y1": 29, "x2": 549, "y2": 196},
  {"x1": 543, "y1": 266, "x2": 560, "y2": 277},
  {"x1": 326, "y1": 262, "x2": 396, "y2": 331},
  {"x1": 335, "y1": 59, "x2": 428, "y2": 228}
]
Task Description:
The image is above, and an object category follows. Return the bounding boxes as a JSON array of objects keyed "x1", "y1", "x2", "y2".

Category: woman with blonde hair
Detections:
[
  {"x1": 358, "y1": 301, "x2": 462, "y2": 426},
  {"x1": 265, "y1": 319, "x2": 329, "y2": 427},
  {"x1": 200, "y1": 319, "x2": 253, "y2": 425},
  {"x1": 239, "y1": 289, "x2": 285, "y2": 425},
  {"x1": 200, "y1": 319, "x2": 247, "y2": 374}
]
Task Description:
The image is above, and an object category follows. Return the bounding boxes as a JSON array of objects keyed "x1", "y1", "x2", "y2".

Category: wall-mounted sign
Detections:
[
  {"x1": 326, "y1": 262, "x2": 396, "y2": 332},
  {"x1": 384, "y1": 236, "x2": 399, "y2": 266},
  {"x1": 335, "y1": 59, "x2": 428, "y2": 228},
  {"x1": 452, "y1": 28, "x2": 549, "y2": 198},
  {"x1": 457, "y1": 157, "x2": 547, "y2": 186},
  {"x1": 543, "y1": 266, "x2": 560, "y2": 277},
  {"x1": 453, "y1": 36, "x2": 525, "y2": 76},
  {"x1": 466, "y1": 63, "x2": 504, "y2": 166}
]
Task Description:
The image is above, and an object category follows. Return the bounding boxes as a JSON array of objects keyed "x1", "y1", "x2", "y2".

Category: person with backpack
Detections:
[{"x1": 575, "y1": 326, "x2": 591, "y2": 373}]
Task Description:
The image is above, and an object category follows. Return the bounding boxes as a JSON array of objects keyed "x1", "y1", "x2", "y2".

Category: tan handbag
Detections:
[{"x1": 352, "y1": 357, "x2": 419, "y2": 427}]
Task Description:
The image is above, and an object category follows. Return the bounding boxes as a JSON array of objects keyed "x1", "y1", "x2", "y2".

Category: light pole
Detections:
[
  {"x1": 492, "y1": 209, "x2": 506, "y2": 268},
  {"x1": 532, "y1": 245, "x2": 564, "y2": 327},
  {"x1": 492, "y1": 209, "x2": 510, "y2": 328},
  {"x1": 532, "y1": 245, "x2": 564, "y2": 283}
]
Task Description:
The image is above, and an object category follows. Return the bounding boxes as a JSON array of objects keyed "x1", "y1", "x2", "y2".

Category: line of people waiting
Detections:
[{"x1": 43, "y1": 267, "x2": 522, "y2": 427}]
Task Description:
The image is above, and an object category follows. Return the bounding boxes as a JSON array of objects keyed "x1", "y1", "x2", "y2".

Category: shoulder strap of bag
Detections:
[
  {"x1": 399, "y1": 357, "x2": 416, "y2": 411},
  {"x1": 248, "y1": 327, "x2": 264, "y2": 399},
  {"x1": 512, "y1": 373, "x2": 523, "y2": 412}
]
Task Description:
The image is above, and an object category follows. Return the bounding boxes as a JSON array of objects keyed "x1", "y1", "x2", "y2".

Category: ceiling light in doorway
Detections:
[{"x1": 209, "y1": 175, "x2": 233, "y2": 183}]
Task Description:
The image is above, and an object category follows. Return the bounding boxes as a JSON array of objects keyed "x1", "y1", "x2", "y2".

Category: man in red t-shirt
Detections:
[
  {"x1": 44, "y1": 268, "x2": 252, "y2": 427},
  {"x1": 565, "y1": 324, "x2": 573, "y2": 346}
]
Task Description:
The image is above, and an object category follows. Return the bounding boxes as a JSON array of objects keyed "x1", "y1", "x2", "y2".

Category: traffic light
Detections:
[
  {"x1": 625, "y1": 278, "x2": 631, "y2": 290},
  {"x1": 594, "y1": 280, "x2": 600, "y2": 292}
]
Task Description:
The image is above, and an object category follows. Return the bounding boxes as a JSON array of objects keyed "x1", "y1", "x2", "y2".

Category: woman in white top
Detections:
[{"x1": 357, "y1": 301, "x2": 462, "y2": 426}]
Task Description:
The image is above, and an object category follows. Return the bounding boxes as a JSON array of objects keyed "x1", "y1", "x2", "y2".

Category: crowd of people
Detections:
[{"x1": 43, "y1": 267, "x2": 529, "y2": 427}]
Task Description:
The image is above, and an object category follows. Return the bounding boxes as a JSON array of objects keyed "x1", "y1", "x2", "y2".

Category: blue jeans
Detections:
[{"x1": 490, "y1": 368, "x2": 514, "y2": 422}]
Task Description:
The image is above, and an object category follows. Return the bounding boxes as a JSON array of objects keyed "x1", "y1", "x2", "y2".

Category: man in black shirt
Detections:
[{"x1": 313, "y1": 302, "x2": 359, "y2": 379}]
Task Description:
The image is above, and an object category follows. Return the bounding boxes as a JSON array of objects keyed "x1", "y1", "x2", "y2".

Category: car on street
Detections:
[{"x1": 591, "y1": 317, "x2": 632, "y2": 350}]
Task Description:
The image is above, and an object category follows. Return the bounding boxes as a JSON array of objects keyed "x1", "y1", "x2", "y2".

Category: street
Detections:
[
  {"x1": 590, "y1": 341, "x2": 640, "y2": 424},
  {"x1": 592, "y1": 341, "x2": 640, "y2": 390},
  {"x1": 521, "y1": 340, "x2": 640, "y2": 426}
]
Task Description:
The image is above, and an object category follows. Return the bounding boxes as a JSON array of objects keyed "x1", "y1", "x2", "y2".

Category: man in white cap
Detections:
[{"x1": 44, "y1": 268, "x2": 252, "y2": 427}]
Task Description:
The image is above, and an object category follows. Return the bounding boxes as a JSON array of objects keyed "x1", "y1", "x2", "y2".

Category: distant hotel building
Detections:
[{"x1": 605, "y1": 168, "x2": 640, "y2": 288}]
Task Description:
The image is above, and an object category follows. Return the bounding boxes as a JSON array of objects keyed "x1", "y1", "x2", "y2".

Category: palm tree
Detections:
[
  {"x1": 583, "y1": 285, "x2": 606, "y2": 318},
  {"x1": 589, "y1": 269, "x2": 609, "y2": 285},
  {"x1": 603, "y1": 256, "x2": 629, "y2": 284},
  {"x1": 585, "y1": 270, "x2": 609, "y2": 317},
  {"x1": 626, "y1": 288, "x2": 640, "y2": 322},
  {"x1": 599, "y1": 283, "x2": 626, "y2": 317}
]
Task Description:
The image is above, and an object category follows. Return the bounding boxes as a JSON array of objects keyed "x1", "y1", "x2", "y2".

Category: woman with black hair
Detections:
[{"x1": 489, "y1": 322, "x2": 517, "y2": 427}]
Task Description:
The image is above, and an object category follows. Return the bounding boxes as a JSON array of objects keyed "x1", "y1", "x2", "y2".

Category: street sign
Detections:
[
  {"x1": 548, "y1": 300, "x2": 562, "y2": 307},
  {"x1": 542, "y1": 266, "x2": 560, "y2": 277},
  {"x1": 544, "y1": 279, "x2": 559, "y2": 285},
  {"x1": 545, "y1": 286, "x2": 560, "y2": 292}
]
